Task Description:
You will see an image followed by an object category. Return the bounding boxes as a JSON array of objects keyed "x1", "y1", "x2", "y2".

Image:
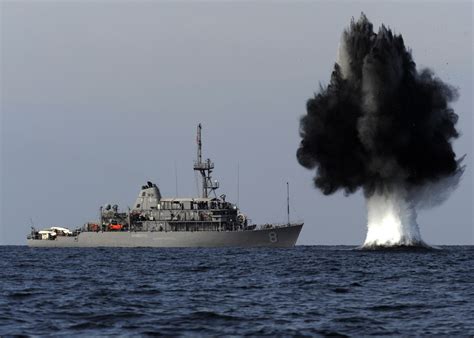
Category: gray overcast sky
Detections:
[{"x1": 1, "y1": 1, "x2": 472, "y2": 245}]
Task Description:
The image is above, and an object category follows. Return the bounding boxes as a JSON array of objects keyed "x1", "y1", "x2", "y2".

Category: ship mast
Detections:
[
  {"x1": 194, "y1": 124, "x2": 219, "y2": 198},
  {"x1": 287, "y1": 182, "x2": 290, "y2": 225}
]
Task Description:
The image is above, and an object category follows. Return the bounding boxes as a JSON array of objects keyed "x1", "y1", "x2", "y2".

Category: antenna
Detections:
[
  {"x1": 197, "y1": 124, "x2": 202, "y2": 164},
  {"x1": 287, "y1": 182, "x2": 290, "y2": 225},
  {"x1": 237, "y1": 163, "x2": 240, "y2": 207},
  {"x1": 174, "y1": 161, "x2": 178, "y2": 197}
]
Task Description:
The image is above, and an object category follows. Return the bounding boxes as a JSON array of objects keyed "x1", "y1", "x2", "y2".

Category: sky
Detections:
[{"x1": 1, "y1": 1, "x2": 472, "y2": 245}]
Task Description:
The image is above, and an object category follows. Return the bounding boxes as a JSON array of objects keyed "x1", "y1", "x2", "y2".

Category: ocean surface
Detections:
[{"x1": 0, "y1": 246, "x2": 472, "y2": 336}]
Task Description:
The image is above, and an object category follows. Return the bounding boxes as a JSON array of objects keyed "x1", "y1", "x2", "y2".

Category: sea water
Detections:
[{"x1": 0, "y1": 246, "x2": 472, "y2": 335}]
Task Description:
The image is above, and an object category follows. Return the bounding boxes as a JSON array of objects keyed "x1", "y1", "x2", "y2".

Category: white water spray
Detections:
[
  {"x1": 363, "y1": 163, "x2": 465, "y2": 248},
  {"x1": 363, "y1": 185, "x2": 424, "y2": 247}
]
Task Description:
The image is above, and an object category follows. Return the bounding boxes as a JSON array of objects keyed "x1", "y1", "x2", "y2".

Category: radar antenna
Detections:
[{"x1": 193, "y1": 124, "x2": 219, "y2": 198}]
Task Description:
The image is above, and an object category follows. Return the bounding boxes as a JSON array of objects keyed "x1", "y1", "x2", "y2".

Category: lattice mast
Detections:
[{"x1": 194, "y1": 124, "x2": 219, "y2": 198}]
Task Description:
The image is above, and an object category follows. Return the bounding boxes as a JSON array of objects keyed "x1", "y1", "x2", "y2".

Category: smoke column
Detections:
[{"x1": 297, "y1": 14, "x2": 465, "y2": 247}]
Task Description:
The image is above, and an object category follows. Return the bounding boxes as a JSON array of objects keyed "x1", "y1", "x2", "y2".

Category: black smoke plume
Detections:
[
  {"x1": 297, "y1": 14, "x2": 464, "y2": 247},
  {"x1": 297, "y1": 13, "x2": 461, "y2": 197}
]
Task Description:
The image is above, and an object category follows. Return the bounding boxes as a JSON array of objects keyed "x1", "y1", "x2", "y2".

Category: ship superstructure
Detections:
[{"x1": 27, "y1": 124, "x2": 303, "y2": 247}]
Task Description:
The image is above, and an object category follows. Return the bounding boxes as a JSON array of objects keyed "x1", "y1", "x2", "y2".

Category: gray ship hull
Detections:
[{"x1": 27, "y1": 224, "x2": 303, "y2": 248}]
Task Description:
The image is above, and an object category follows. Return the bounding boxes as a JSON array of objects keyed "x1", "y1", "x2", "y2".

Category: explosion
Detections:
[{"x1": 297, "y1": 14, "x2": 464, "y2": 248}]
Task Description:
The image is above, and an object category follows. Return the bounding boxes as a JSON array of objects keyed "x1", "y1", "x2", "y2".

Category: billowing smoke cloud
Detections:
[{"x1": 297, "y1": 14, "x2": 465, "y2": 247}]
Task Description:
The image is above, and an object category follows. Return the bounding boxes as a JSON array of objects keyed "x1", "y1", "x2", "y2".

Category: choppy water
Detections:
[{"x1": 0, "y1": 246, "x2": 473, "y2": 335}]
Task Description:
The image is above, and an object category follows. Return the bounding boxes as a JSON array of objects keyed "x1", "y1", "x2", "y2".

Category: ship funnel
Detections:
[{"x1": 133, "y1": 182, "x2": 162, "y2": 210}]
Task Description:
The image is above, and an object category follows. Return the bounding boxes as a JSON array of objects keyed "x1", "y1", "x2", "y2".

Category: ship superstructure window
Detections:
[
  {"x1": 136, "y1": 204, "x2": 141, "y2": 208},
  {"x1": 142, "y1": 192, "x2": 146, "y2": 197}
]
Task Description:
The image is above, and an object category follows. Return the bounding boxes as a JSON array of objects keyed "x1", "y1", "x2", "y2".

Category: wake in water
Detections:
[{"x1": 297, "y1": 14, "x2": 464, "y2": 248}]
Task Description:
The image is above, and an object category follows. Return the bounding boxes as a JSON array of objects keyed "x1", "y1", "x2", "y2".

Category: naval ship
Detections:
[{"x1": 27, "y1": 124, "x2": 303, "y2": 247}]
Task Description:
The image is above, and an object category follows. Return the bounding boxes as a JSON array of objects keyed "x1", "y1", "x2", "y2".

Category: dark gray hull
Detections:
[{"x1": 27, "y1": 224, "x2": 303, "y2": 248}]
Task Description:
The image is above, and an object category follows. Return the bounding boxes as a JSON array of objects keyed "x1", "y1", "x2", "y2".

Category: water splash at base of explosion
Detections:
[{"x1": 363, "y1": 185, "x2": 425, "y2": 248}]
